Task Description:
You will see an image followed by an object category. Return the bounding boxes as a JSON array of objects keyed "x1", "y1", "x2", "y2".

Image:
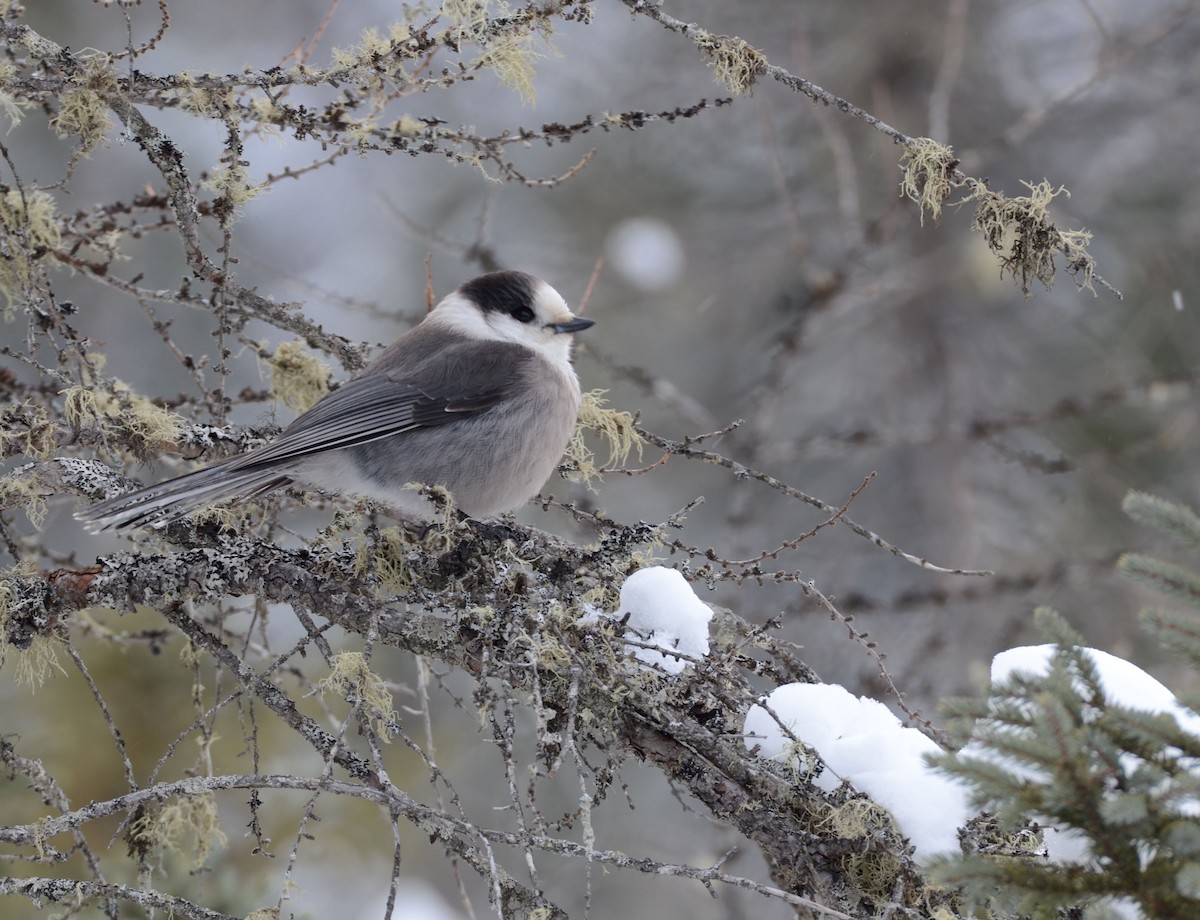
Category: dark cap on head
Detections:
[{"x1": 459, "y1": 271, "x2": 540, "y2": 317}]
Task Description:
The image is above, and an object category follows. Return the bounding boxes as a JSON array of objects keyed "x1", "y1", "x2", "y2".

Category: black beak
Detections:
[{"x1": 549, "y1": 317, "x2": 596, "y2": 334}]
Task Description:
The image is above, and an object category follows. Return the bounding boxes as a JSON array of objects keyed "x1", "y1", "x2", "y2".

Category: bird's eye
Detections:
[{"x1": 512, "y1": 305, "x2": 536, "y2": 323}]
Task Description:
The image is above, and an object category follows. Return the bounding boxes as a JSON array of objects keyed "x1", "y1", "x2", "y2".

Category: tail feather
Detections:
[{"x1": 76, "y1": 458, "x2": 293, "y2": 533}]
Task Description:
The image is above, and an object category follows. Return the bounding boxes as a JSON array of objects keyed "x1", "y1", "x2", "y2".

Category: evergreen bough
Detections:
[{"x1": 929, "y1": 490, "x2": 1200, "y2": 920}]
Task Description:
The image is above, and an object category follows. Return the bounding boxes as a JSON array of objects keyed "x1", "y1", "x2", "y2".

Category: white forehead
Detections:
[{"x1": 531, "y1": 279, "x2": 570, "y2": 318}]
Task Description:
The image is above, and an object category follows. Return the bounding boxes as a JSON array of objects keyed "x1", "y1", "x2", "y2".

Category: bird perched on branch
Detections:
[{"x1": 78, "y1": 270, "x2": 595, "y2": 533}]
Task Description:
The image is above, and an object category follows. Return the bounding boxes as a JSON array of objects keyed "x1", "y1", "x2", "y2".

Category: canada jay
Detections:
[{"x1": 77, "y1": 270, "x2": 595, "y2": 533}]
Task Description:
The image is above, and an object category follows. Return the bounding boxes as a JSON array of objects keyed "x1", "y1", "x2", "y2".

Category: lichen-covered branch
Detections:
[
  {"x1": 1, "y1": 502, "x2": 965, "y2": 916},
  {"x1": 616, "y1": 0, "x2": 1121, "y2": 300}
]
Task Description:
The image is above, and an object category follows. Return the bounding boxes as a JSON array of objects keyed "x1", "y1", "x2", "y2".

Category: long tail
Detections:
[{"x1": 76, "y1": 457, "x2": 292, "y2": 533}]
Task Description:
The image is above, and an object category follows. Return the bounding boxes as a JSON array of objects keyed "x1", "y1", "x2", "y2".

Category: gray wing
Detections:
[
  {"x1": 226, "y1": 338, "x2": 529, "y2": 472},
  {"x1": 75, "y1": 336, "x2": 532, "y2": 532}
]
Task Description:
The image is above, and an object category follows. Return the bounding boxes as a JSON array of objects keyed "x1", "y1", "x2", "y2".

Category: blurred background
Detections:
[{"x1": 3, "y1": 0, "x2": 1200, "y2": 917}]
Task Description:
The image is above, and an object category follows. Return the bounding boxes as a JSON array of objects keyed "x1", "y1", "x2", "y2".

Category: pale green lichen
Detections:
[
  {"x1": 49, "y1": 56, "x2": 118, "y2": 153},
  {"x1": 113, "y1": 385, "x2": 184, "y2": 451},
  {"x1": 129, "y1": 793, "x2": 227, "y2": 870},
  {"x1": 770, "y1": 738, "x2": 826, "y2": 784},
  {"x1": 355, "y1": 525, "x2": 415, "y2": 596},
  {"x1": 328, "y1": 21, "x2": 420, "y2": 87},
  {"x1": 0, "y1": 188, "x2": 63, "y2": 317},
  {"x1": 62, "y1": 379, "x2": 184, "y2": 458},
  {"x1": 202, "y1": 160, "x2": 269, "y2": 216},
  {"x1": 476, "y1": 31, "x2": 544, "y2": 105},
  {"x1": 52, "y1": 89, "x2": 113, "y2": 151},
  {"x1": 566, "y1": 390, "x2": 643, "y2": 487},
  {"x1": 818, "y1": 798, "x2": 905, "y2": 901},
  {"x1": 693, "y1": 31, "x2": 767, "y2": 96},
  {"x1": 177, "y1": 77, "x2": 232, "y2": 119},
  {"x1": 390, "y1": 114, "x2": 426, "y2": 136},
  {"x1": 344, "y1": 115, "x2": 379, "y2": 148},
  {"x1": 442, "y1": 0, "x2": 491, "y2": 39},
  {"x1": 1, "y1": 401, "x2": 56, "y2": 459},
  {"x1": 442, "y1": 0, "x2": 550, "y2": 105},
  {"x1": 331, "y1": 25, "x2": 389, "y2": 68},
  {"x1": 14, "y1": 636, "x2": 67, "y2": 689},
  {"x1": 968, "y1": 179, "x2": 1096, "y2": 296},
  {"x1": 900, "y1": 138, "x2": 1099, "y2": 296},
  {"x1": 899, "y1": 137, "x2": 960, "y2": 225},
  {"x1": 820, "y1": 796, "x2": 900, "y2": 840},
  {"x1": 186, "y1": 503, "x2": 248, "y2": 533},
  {"x1": 0, "y1": 61, "x2": 27, "y2": 127},
  {"x1": 0, "y1": 468, "x2": 48, "y2": 528},
  {"x1": 265, "y1": 340, "x2": 332, "y2": 414},
  {"x1": 247, "y1": 96, "x2": 284, "y2": 140},
  {"x1": 411, "y1": 484, "x2": 459, "y2": 551},
  {"x1": 316, "y1": 651, "x2": 399, "y2": 741},
  {"x1": 248, "y1": 96, "x2": 278, "y2": 123},
  {"x1": 62, "y1": 384, "x2": 99, "y2": 429},
  {"x1": 0, "y1": 568, "x2": 16, "y2": 654}
]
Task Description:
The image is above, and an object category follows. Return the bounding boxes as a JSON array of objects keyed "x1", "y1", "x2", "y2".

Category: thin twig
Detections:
[{"x1": 637, "y1": 425, "x2": 994, "y2": 577}]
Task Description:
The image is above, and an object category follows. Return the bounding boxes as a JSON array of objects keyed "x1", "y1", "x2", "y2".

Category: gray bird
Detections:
[{"x1": 77, "y1": 270, "x2": 595, "y2": 533}]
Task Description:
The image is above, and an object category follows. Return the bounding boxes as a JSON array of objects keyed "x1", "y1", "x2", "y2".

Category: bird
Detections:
[{"x1": 77, "y1": 270, "x2": 595, "y2": 533}]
